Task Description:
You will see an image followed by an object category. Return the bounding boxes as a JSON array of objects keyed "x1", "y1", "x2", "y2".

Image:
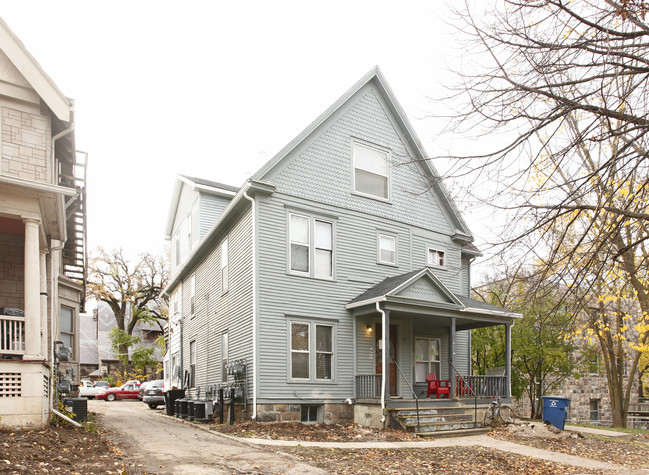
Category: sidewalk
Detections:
[
  {"x1": 565, "y1": 424, "x2": 634, "y2": 440},
  {"x1": 202, "y1": 427, "x2": 639, "y2": 473}
]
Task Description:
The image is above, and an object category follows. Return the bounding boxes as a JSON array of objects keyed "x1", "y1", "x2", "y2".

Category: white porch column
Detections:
[
  {"x1": 23, "y1": 218, "x2": 42, "y2": 359},
  {"x1": 40, "y1": 250, "x2": 48, "y2": 359},
  {"x1": 448, "y1": 317, "x2": 456, "y2": 397}
]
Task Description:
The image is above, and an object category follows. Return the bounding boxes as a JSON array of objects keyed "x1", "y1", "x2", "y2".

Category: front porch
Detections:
[{"x1": 346, "y1": 268, "x2": 521, "y2": 434}]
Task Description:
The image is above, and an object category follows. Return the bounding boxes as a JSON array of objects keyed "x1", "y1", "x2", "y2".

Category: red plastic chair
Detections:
[{"x1": 426, "y1": 373, "x2": 450, "y2": 399}]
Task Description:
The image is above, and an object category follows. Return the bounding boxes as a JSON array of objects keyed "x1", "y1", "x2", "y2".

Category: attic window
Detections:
[
  {"x1": 353, "y1": 143, "x2": 389, "y2": 200},
  {"x1": 427, "y1": 248, "x2": 445, "y2": 268}
]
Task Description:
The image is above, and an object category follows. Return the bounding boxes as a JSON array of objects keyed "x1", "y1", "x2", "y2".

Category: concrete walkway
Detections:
[
  {"x1": 190, "y1": 421, "x2": 648, "y2": 473},
  {"x1": 565, "y1": 424, "x2": 634, "y2": 440}
]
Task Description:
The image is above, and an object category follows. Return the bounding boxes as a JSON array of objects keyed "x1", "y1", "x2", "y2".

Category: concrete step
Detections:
[
  {"x1": 400, "y1": 414, "x2": 474, "y2": 426},
  {"x1": 396, "y1": 408, "x2": 465, "y2": 417},
  {"x1": 414, "y1": 421, "x2": 481, "y2": 433},
  {"x1": 416, "y1": 427, "x2": 490, "y2": 438}
]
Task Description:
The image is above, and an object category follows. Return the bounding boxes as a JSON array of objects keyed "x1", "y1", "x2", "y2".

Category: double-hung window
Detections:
[
  {"x1": 189, "y1": 340, "x2": 196, "y2": 388},
  {"x1": 60, "y1": 306, "x2": 74, "y2": 355},
  {"x1": 290, "y1": 321, "x2": 334, "y2": 381},
  {"x1": 427, "y1": 248, "x2": 445, "y2": 268},
  {"x1": 190, "y1": 274, "x2": 196, "y2": 316},
  {"x1": 415, "y1": 338, "x2": 440, "y2": 383},
  {"x1": 353, "y1": 142, "x2": 390, "y2": 200},
  {"x1": 378, "y1": 233, "x2": 396, "y2": 265},
  {"x1": 289, "y1": 214, "x2": 334, "y2": 278}
]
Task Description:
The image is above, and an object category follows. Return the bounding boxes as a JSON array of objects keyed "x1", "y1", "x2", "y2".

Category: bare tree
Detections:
[
  {"x1": 442, "y1": 1, "x2": 649, "y2": 426},
  {"x1": 86, "y1": 248, "x2": 169, "y2": 375}
]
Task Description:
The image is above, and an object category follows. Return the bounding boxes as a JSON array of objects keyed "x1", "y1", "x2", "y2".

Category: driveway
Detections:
[{"x1": 89, "y1": 399, "x2": 328, "y2": 475}]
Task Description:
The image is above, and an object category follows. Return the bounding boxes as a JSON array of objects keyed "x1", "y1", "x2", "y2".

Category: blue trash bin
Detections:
[{"x1": 541, "y1": 395, "x2": 570, "y2": 430}]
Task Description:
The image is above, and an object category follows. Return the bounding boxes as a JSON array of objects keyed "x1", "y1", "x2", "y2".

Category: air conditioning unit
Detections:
[{"x1": 192, "y1": 400, "x2": 214, "y2": 422}]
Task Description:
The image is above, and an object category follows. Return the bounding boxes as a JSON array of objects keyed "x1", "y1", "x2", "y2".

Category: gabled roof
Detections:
[
  {"x1": 164, "y1": 174, "x2": 238, "y2": 238},
  {"x1": 347, "y1": 267, "x2": 521, "y2": 324},
  {"x1": 0, "y1": 17, "x2": 72, "y2": 122},
  {"x1": 251, "y1": 66, "x2": 473, "y2": 242}
]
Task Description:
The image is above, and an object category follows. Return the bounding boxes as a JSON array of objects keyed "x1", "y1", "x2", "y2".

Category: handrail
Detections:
[
  {"x1": 391, "y1": 357, "x2": 420, "y2": 433},
  {"x1": 449, "y1": 361, "x2": 478, "y2": 429}
]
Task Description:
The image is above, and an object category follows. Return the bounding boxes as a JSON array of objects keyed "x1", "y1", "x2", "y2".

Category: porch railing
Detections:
[
  {"x1": 356, "y1": 374, "x2": 382, "y2": 399},
  {"x1": 0, "y1": 315, "x2": 25, "y2": 355},
  {"x1": 456, "y1": 375, "x2": 507, "y2": 398}
]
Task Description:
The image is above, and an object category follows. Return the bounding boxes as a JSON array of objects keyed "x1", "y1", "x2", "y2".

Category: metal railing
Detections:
[
  {"x1": 456, "y1": 375, "x2": 507, "y2": 398},
  {"x1": 450, "y1": 361, "x2": 478, "y2": 428},
  {"x1": 356, "y1": 374, "x2": 382, "y2": 399},
  {"x1": 392, "y1": 358, "x2": 421, "y2": 433},
  {"x1": 0, "y1": 315, "x2": 25, "y2": 355}
]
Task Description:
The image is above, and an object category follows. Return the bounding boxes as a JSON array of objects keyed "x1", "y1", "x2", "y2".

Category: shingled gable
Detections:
[
  {"x1": 251, "y1": 66, "x2": 474, "y2": 243},
  {"x1": 0, "y1": 17, "x2": 72, "y2": 122},
  {"x1": 347, "y1": 267, "x2": 463, "y2": 309}
]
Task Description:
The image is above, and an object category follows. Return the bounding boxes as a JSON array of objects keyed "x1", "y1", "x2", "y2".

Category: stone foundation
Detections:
[{"x1": 245, "y1": 403, "x2": 354, "y2": 424}]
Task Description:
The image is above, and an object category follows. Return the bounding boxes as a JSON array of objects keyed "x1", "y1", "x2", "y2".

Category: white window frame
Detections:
[
  {"x1": 221, "y1": 238, "x2": 229, "y2": 294},
  {"x1": 190, "y1": 274, "x2": 196, "y2": 317},
  {"x1": 427, "y1": 248, "x2": 446, "y2": 268},
  {"x1": 352, "y1": 142, "x2": 390, "y2": 201},
  {"x1": 289, "y1": 320, "x2": 335, "y2": 382},
  {"x1": 186, "y1": 214, "x2": 192, "y2": 254},
  {"x1": 288, "y1": 213, "x2": 334, "y2": 279},
  {"x1": 221, "y1": 332, "x2": 229, "y2": 382},
  {"x1": 414, "y1": 337, "x2": 441, "y2": 383},
  {"x1": 189, "y1": 340, "x2": 196, "y2": 388},
  {"x1": 174, "y1": 233, "x2": 181, "y2": 266},
  {"x1": 59, "y1": 305, "x2": 74, "y2": 356},
  {"x1": 377, "y1": 233, "x2": 397, "y2": 265}
]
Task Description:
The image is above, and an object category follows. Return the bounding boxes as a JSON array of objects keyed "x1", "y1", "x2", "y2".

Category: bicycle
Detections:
[{"x1": 483, "y1": 397, "x2": 516, "y2": 426}]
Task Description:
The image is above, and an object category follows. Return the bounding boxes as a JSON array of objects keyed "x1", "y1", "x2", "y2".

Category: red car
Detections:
[{"x1": 96, "y1": 382, "x2": 141, "y2": 401}]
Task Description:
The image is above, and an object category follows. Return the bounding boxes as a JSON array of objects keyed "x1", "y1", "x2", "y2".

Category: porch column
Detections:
[
  {"x1": 39, "y1": 250, "x2": 48, "y2": 359},
  {"x1": 449, "y1": 317, "x2": 456, "y2": 397},
  {"x1": 505, "y1": 322, "x2": 512, "y2": 398},
  {"x1": 381, "y1": 305, "x2": 390, "y2": 402},
  {"x1": 23, "y1": 218, "x2": 42, "y2": 359}
]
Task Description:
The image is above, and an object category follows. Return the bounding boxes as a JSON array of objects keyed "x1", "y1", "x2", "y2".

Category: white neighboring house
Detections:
[{"x1": 0, "y1": 17, "x2": 87, "y2": 426}]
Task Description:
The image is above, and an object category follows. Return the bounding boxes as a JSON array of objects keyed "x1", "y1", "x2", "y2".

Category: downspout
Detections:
[
  {"x1": 376, "y1": 302, "x2": 386, "y2": 423},
  {"x1": 243, "y1": 189, "x2": 257, "y2": 419}
]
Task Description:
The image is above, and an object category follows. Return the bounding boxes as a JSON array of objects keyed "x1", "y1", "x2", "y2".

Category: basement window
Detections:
[{"x1": 301, "y1": 404, "x2": 321, "y2": 423}]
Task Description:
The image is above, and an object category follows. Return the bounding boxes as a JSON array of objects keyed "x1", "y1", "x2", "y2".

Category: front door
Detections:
[{"x1": 375, "y1": 324, "x2": 397, "y2": 396}]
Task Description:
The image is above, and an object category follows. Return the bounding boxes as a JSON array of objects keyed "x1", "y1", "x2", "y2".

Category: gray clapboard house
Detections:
[{"x1": 163, "y1": 67, "x2": 519, "y2": 431}]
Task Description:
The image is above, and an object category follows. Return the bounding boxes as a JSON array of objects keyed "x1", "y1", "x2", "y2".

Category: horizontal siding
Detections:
[
  {"x1": 178, "y1": 207, "x2": 253, "y2": 398},
  {"x1": 266, "y1": 84, "x2": 454, "y2": 236}
]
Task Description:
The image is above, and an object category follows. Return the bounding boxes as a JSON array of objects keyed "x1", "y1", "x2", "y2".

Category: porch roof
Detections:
[{"x1": 346, "y1": 268, "x2": 521, "y2": 330}]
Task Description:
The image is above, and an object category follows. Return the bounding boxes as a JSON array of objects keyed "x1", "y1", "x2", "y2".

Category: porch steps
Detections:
[{"x1": 391, "y1": 406, "x2": 486, "y2": 437}]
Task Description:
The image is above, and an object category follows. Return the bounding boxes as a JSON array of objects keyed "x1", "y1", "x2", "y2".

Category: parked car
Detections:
[
  {"x1": 142, "y1": 380, "x2": 164, "y2": 409},
  {"x1": 78, "y1": 380, "x2": 100, "y2": 399},
  {"x1": 138, "y1": 381, "x2": 152, "y2": 400},
  {"x1": 96, "y1": 382, "x2": 141, "y2": 401},
  {"x1": 94, "y1": 381, "x2": 110, "y2": 390}
]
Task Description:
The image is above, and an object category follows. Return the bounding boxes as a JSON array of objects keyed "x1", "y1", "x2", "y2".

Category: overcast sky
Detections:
[{"x1": 2, "y1": 1, "x2": 491, "y2": 266}]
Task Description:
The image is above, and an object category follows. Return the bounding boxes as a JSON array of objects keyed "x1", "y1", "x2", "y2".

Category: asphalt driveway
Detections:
[{"x1": 89, "y1": 399, "x2": 327, "y2": 475}]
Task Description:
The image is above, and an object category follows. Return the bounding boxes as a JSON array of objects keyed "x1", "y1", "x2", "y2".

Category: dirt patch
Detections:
[
  {"x1": 206, "y1": 421, "x2": 417, "y2": 442},
  {"x1": 0, "y1": 422, "x2": 144, "y2": 474},
  {"x1": 491, "y1": 423, "x2": 649, "y2": 469}
]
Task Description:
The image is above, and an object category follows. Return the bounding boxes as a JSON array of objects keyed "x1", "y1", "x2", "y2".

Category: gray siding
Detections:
[
  {"x1": 179, "y1": 207, "x2": 254, "y2": 398},
  {"x1": 170, "y1": 183, "x2": 199, "y2": 276},
  {"x1": 265, "y1": 84, "x2": 454, "y2": 236},
  {"x1": 199, "y1": 194, "x2": 233, "y2": 239}
]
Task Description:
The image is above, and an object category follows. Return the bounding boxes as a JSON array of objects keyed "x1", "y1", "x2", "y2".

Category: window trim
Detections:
[
  {"x1": 377, "y1": 233, "x2": 397, "y2": 266},
  {"x1": 221, "y1": 331, "x2": 229, "y2": 383},
  {"x1": 288, "y1": 213, "x2": 335, "y2": 280},
  {"x1": 189, "y1": 340, "x2": 196, "y2": 389},
  {"x1": 427, "y1": 247, "x2": 446, "y2": 269},
  {"x1": 190, "y1": 274, "x2": 196, "y2": 317},
  {"x1": 288, "y1": 319, "x2": 336, "y2": 383},
  {"x1": 59, "y1": 305, "x2": 74, "y2": 356},
  {"x1": 221, "y1": 237, "x2": 229, "y2": 294},
  {"x1": 414, "y1": 337, "x2": 441, "y2": 383},
  {"x1": 352, "y1": 141, "x2": 391, "y2": 201}
]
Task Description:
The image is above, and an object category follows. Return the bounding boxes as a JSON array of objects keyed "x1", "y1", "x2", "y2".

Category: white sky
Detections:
[{"x1": 2, "y1": 1, "x2": 495, "y2": 271}]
